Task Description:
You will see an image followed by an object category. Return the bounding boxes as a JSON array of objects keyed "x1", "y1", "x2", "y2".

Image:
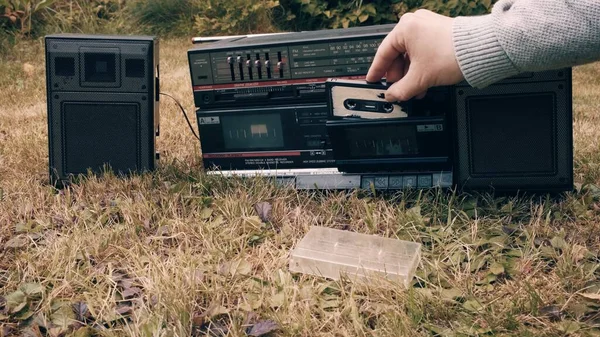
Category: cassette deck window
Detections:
[
  {"x1": 345, "y1": 125, "x2": 419, "y2": 158},
  {"x1": 221, "y1": 114, "x2": 284, "y2": 150}
]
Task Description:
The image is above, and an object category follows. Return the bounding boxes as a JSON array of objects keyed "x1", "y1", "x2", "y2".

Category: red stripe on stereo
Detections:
[
  {"x1": 203, "y1": 151, "x2": 302, "y2": 158},
  {"x1": 193, "y1": 75, "x2": 367, "y2": 91}
]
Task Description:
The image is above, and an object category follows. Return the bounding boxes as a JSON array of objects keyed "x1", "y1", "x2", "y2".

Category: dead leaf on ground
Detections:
[
  {"x1": 579, "y1": 293, "x2": 600, "y2": 301},
  {"x1": 23, "y1": 63, "x2": 35, "y2": 77},
  {"x1": 20, "y1": 283, "x2": 44, "y2": 297},
  {"x1": 50, "y1": 301, "x2": 76, "y2": 330},
  {"x1": 254, "y1": 202, "x2": 272, "y2": 222},
  {"x1": 73, "y1": 326, "x2": 95, "y2": 337},
  {"x1": 539, "y1": 305, "x2": 563, "y2": 321},
  {"x1": 122, "y1": 287, "x2": 142, "y2": 299},
  {"x1": 218, "y1": 260, "x2": 252, "y2": 277},
  {"x1": 5, "y1": 290, "x2": 26, "y2": 313},
  {"x1": 72, "y1": 302, "x2": 89, "y2": 321},
  {"x1": 247, "y1": 319, "x2": 279, "y2": 336},
  {"x1": 4, "y1": 235, "x2": 29, "y2": 249},
  {"x1": 115, "y1": 304, "x2": 133, "y2": 316}
]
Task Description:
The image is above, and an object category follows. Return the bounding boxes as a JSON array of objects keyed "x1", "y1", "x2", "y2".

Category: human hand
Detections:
[{"x1": 366, "y1": 9, "x2": 465, "y2": 101}]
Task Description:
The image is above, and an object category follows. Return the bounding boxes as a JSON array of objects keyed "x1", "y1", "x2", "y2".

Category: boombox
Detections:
[{"x1": 187, "y1": 24, "x2": 573, "y2": 192}]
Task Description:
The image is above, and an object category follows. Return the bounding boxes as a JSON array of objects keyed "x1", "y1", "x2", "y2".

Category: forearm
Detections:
[{"x1": 453, "y1": 0, "x2": 600, "y2": 88}]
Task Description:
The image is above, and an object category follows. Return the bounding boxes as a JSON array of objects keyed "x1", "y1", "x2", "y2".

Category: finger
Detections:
[
  {"x1": 384, "y1": 67, "x2": 427, "y2": 102},
  {"x1": 416, "y1": 90, "x2": 427, "y2": 99},
  {"x1": 366, "y1": 25, "x2": 407, "y2": 82},
  {"x1": 383, "y1": 55, "x2": 405, "y2": 83}
]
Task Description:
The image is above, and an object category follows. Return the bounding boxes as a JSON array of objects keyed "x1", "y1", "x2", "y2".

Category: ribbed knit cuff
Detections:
[{"x1": 453, "y1": 15, "x2": 520, "y2": 88}]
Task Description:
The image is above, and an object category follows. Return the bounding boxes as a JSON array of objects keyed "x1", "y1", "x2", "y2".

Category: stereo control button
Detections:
[
  {"x1": 389, "y1": 176, "x2": 403, "y2": 189},
  {"x1": 403, "y1": 176, "x2": 417, "y2": 188},
  {"x1": 227, "y1": 56, "x2": 234, "y2": 64},
  {"x1": 277, "y1": 61, "x2": 285, "y2": 70},
  {"x1": 361, "y1": 177, "x2": 375, "y2": 190},
  {"x1": 418, "y1": 175, "x2": 432, "y2": 188},
  {"x1": 374, "y1": 176, "x2": 388, "y2": 189},
  {"x1": 255, "y1": 60, "x2": 262, "y2": 68}
]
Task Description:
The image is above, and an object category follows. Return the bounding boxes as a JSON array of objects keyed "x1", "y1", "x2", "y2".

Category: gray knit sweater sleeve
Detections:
[{"x1": 452, "y1": 0, "x2": 600, "y2": 88}]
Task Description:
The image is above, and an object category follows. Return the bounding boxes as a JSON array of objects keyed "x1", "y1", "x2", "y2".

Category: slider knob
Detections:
[
  {"x1": 246, "y1": 60, "x2": 251, "y2": 67},
  {"x1": 227, "y1": 56, "x2": 234, "y2": 64},
  {"x1": 265, "y1": 60, "x2": 271, "y2": 68},
  {"x1": 277, "y1": 61, "x2": 285, "y2": 70},
  {"x1": 255, "y1": 60, "x2": 262, "y2": 68},
  {"x1": 236, "y1": 56, "x2": 243, "y2": 63}
]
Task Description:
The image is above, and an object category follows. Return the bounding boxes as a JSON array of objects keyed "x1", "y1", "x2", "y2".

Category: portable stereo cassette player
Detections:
[{"x1": 187, "y1": 24, "x2": 573, "y2": 192}]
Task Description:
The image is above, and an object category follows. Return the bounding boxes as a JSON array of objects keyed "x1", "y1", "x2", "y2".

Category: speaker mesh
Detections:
[
  {"x1": 467, "y1": 93, "x2": 555, "y2": 176},
  {"x1": 454, "y1": 76, "x2": 572, "y2": 191},
  {"x1": 63, "y1": 102, "x2": 140, "y2": 175}
]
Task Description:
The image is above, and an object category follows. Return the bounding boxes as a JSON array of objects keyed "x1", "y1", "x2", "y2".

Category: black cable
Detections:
[{"x1": 159, "y1": 92, "x2": 201, "y2": 141}]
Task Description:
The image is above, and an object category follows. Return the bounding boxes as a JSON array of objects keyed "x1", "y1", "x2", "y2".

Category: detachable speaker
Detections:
[
  {"x1": 45, "y1": 34, "x2": 160, "y2": 186},
  {"x1": 453, "y1": 69, "x2": 573, "y2": 192}
]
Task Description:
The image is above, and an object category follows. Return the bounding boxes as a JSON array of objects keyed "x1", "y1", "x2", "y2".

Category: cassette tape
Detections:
[{"x1": 326, "y1": 79, "x2": 412, "y2": 119}]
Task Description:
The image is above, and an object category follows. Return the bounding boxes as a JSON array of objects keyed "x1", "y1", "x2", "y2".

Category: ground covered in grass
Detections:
[{"x1": 1, "y1": 39, "x2": 600, "y2": 337}]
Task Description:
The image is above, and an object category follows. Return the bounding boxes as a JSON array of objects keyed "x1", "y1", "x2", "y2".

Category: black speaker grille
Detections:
[
  {"x1": 467, "y1": 93, "x2": 556, "y2": 176},
  {"x1": 62, "y1": 102, "x2": 140, "y2": 175},
  {"x1": 454, "y1": 75, "x2": 573, "y2": 191}
]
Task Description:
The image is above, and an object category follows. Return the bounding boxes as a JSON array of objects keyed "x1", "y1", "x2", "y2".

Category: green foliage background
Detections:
[{"x1": 0, "y1": 0, "x2": 498, "y2": 51}]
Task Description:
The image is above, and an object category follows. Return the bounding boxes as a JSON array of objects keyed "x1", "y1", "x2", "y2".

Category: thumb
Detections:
[{"x1": 384, "y1": 67, "x2": 427, "y2": 102}]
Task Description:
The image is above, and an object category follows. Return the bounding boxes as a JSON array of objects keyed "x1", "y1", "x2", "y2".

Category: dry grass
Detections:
[{"x1": 1, "y1": 38, "x2": 600, "y2": 337}]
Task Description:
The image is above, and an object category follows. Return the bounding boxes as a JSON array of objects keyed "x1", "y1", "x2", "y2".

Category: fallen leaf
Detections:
[
  {"x1": 15, "y1": 223, "x2": 29, "y2": 233},
  {"x1": 490, "y1": 263, "x2": 505, "y2": 275},
  {"x1": 72, "y1": 302, "x2": 88, "y2": 321},
  {"x1": 50, "y1": 301, "x2": 76, "y2": 330},
  {"x1": 318, "y1": 298, "x2": 339, "y2": 310},
  {"x1": 572, "y1": 244, "x2": 589, "y2": 263},
  {"x1": 579, "y1": 293, "x2": 600, "y2": 301},
  {"x1": 440, "y1": 288, "x2": 463, "y2": 301},
  {"x1": 14, "y1": 309, "x2": 34, "y2": 320},
  {"x1": 4, "y1": 235, "x2": 29, "y2": 249},
  {"x1": 248, "y1": 319, "x2": 279, "y2": 336},
  {"x1": 218, "y1": 260, "x2": 252, "y2": 277},
  {"x1": 20, "y1": 283, "x2": 44, "y2": 297},
  {"x1": 200, "y1": 208, "x2": 213, "y2": 219},
  {"x1": 539, "y1": 305, "x2": 562, "y2": 321},
  {"x1": 122, "y1": 287, "x2": 142, "y2": 298},
  {"x1": 73, "y1": 326, "x2": 95, "y2": 337},
  {"x1": 23, "y1": 63, "x2": 35, "y2": 77},
  {"x1": 550, "y1": 236, "x2": 568, "y2": 250},
  {"x1": 192, "y1": 314, "x2": 205, "y2": 327},
  {"x1": 463, "y1": 300, "x2": 484, "y2": 312},
  {"x1": 5, "y1": 290, "x2": 26, "y2": 312},
  {"x1": 270, "y1": 292, "x2": 285, "y2": 308},
  {"x1": 115, "y1": 305, "x2": 133, "y2": 316},
  {"x1": 203, "y1": 304, "x2": 229, "y2": 318},
  {"x1": 254, "y1": 202, "x2": 272, "y2": 222},
  {"x1": 557, "y1": 320, "x2": 580, "y2": 334}
]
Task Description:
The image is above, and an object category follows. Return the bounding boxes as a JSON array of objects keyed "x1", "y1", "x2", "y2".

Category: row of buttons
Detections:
[{"x1": 361, "y1": 173, "x2": 453, "y2": 190}]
